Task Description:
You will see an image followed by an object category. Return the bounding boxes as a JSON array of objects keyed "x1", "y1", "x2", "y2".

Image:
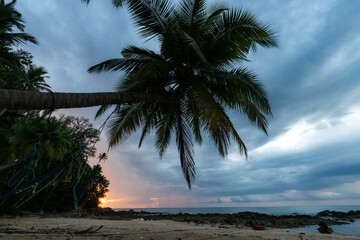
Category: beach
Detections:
[{"x1": 0, "y1": 217, "x2": 359, "y2": 240}]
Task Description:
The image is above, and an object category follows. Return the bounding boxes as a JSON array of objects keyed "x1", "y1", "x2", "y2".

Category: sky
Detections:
[{"x1": 14, "y1": 0, "x2": 360, "y2": 208}]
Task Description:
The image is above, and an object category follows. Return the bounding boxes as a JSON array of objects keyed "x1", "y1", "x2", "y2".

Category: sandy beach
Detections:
[{"x1": 0, "y1": 217, "x2": 359, "y2": 240}]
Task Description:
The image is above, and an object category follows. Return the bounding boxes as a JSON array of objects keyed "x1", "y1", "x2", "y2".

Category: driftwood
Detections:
[
  {"x1": 0, "y1": 225, "x2": 104, "y2": 235},
  {"x1": 74, "y1": 225, "x2": 103, "y2": 234}
]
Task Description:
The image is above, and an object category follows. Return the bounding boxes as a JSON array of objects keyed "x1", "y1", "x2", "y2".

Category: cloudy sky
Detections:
[{"x1": 15, "y1": 0, "x2": 360, "y2": 208}]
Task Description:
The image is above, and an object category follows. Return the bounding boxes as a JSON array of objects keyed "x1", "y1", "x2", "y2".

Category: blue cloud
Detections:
[{"x1": 15, "y1": 0, "x2": 360, "y2": 206}]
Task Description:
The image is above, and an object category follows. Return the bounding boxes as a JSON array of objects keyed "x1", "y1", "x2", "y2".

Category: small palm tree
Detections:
[
  {"x1": 98, "y1": 153, "x2": 108, "y2": 162},
  {"x1": 23, "y1": 65, "x2": 51, "y2": 91},
  {"x1": 89, "y1": 0, "x2": 277, "y2": 188},
  {"x1": 8, "y1": 117, "x2": 72, "y2": 170}
]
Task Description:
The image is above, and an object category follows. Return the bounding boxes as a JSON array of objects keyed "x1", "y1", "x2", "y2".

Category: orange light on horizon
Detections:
[{"x1": 99, "y1": 198, "x2": 107, "y2": 206}]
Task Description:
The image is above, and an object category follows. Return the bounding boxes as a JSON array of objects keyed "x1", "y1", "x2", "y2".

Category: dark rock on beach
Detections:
[
  {"x1": 317, "y1": 210, "x2": 360, "y2": 219},
  {"x1": 73, "y1": 208, "x2": 354, "y2": 228},
  {"x1": 10, "y1": 207, "x2": 358, "y2": 229},
  {"x1": 144, "y1": 211, "x2": 344, "y2": 229}
]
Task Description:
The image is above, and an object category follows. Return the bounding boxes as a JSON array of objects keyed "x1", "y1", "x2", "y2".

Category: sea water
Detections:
[
  {"x1": 115, "y1": 205, "x2": 360, "y2": 215},
  {"x1": 272, "y1": 220, "x2": 360, "y2": 236},
  {"x1": 114, "y1": 205, "x2": 360, "y2": 235}
]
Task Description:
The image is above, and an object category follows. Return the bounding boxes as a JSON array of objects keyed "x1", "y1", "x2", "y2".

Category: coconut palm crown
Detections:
[{"x1": 89, "y1": 0, "x2": 277, "y2": 188}]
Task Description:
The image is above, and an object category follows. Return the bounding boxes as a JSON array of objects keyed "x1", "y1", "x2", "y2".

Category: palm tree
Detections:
[
  {"x1": 1, "y1": 0, "x2": 277, "y2": 187},
  {"x1": 87, "y1": 0, "x2": 277, "y2": 187},
  {"x1": 0, "y1": 0, "x2": 37, "y2": 69},
  {"x1": 22, "y1": 65, "x2": 51, "y2": 91},
  {"x1": 0, "y1": 0, "x2": 36, "y2": 46},
  {"x1": 7, "y1": 116, "x2": 72, "y2": 168}
]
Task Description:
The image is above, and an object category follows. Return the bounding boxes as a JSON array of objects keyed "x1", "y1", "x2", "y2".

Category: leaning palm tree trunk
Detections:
[{"x1": 0, "y1": 89, "x2": 173, "y2": 110}]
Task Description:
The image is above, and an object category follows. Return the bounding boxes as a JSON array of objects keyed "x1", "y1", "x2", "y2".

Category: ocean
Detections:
[
  {"x1": 114, "y1": 205, "x2": 360, "y2": 235},
  {"x1": 115, "y1": 205, "x2": 360, "y2": 215}
]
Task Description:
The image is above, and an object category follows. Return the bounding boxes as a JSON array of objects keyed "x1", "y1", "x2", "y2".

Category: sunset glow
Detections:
[
  {"x1": 99, "y1": 198, "x2": 107, "y2": 205},
  {"x1": 15, "y1": 0, "x2": 360, "y2": 209}
]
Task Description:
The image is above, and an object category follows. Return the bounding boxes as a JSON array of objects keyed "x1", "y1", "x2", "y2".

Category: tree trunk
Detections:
[{"x1": 0, "y1": 89, "x2": 171, "y2": 110}]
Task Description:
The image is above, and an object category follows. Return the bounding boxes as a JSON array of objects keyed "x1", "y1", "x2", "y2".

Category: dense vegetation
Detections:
[{"x1": 0, "y1": 0, "x2": 108, "y2": 213}]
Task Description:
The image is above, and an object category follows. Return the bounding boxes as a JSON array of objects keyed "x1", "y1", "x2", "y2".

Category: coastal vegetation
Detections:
[
  {"x1": 0, "y1": 0, "x2": 108, "y2": 213},
  {"x1": 0, "y1": 0, "x2": 276, "y2": 212}
]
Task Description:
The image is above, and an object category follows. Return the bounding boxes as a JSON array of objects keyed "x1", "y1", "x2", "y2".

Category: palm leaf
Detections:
[
  {"x1": 107, "y1": 103, "x2": 146, "y2": 147},
  {"x1": 126, "y1": 0, "x2": 175, "y2": 39},
  {"x1": 176, "y1": 101, "x2": 195, "y2": 188},
  {"x1": 155, "y1": 102, "x2": 176, "y2": 157}
]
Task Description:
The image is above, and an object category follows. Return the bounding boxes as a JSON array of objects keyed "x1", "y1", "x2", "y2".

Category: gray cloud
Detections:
[{"x1": 15, "y1": 0, "x2": 360, "y2": 207}]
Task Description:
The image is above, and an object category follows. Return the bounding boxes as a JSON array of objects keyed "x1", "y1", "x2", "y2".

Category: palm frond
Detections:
[
  {"x1": 155, "y1": 102, "x2": 176, "y2": 157},
  {"x1": 203, "y1": 8, "x2": 277, "y2": 66},
  {"x1": 88, "y1": 58, "x2": 149, "y2": 74},
  {"x1": 126, "y1": 0, "x2": 174, "y2": 39},
  {"x1": 177, "y1": 0, "x2": 206, "y2": 27},
  {"x1": 239, "y1": 99, "x2": 269, "y2": 134},
  {"x1": 80, "y1": 0, "x2": 125, "y2": 7},
  {"x1": 138, "y1": 105, "x2": 158, "y2": 147},
  {"x1": 176, "y1": 101, "x2": 195, "y2": 188},
  {"x1": 107, "y1": 103, "x2": 145, "y2": 148},
  {"x1": 0, "y1": 0, "x2": 37, "y2": 46},
  {"x1": 226, "y1": 118, "x2": 247, "y2": 157},
  {"x1": 95, "y1": 104, "x2": 114, "y2": 119},
  {"x1": 0, "y1": 32, "x2": 37, "y2": 45},
  {"x1": 206, "y1": 2, "x2": 228, "y2": 24},
  {"x1": 112, "y1": 0, "x2": 126, "y2": 7},
  {"x1": 205, "y1": 68, "x2": 272, "y2": 113},
  {"x1": 179, "y1": 29, "x2": 208, "y2": 64},
  {"x1": 121, "y1": 45, "x2": 163, "y2": 60},
  {"x1": 185, "y1": 93, "x2": 203, "y2": 144},
  {"x1": 203, "y1": 68, "x2": 271, "y2": 134},
  {"x1": 191, "y1": 84, "x2": 232, "y2": 156}
]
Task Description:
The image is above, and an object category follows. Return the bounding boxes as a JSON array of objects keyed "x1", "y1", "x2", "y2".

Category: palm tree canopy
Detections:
[
  {"x1": 0, "y1": 0, "x2": 37, "y2": 71},
  {"x1": 89, "y1": 0, "x2": 278, "y2": 188},
  {"x1": 8, "y1": 116, "x2": 72, "y2": 169},
  {"x1": 0, "y1": 0, "x2": 37, "y2": 46}
]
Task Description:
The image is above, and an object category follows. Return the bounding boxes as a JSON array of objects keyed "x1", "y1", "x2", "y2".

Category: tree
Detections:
[
  {"x1": 0, "y1": 0, "x2": 36, "y2": 69},
  {"x1": 89, "y1": 0, "x2": 277, "y2": 187},
  {"x1": 7, "y1": 116, "x2": 72, "y2": 167},
  {"x1": 1, "y1": 0, "x2": 277, "y2": 187},
  {"x1": 0, "y1": 0, "x2": 37, "y2": 46},
  {"x1": 0, "y1": 115, "x2": 109, "y2": 212}
]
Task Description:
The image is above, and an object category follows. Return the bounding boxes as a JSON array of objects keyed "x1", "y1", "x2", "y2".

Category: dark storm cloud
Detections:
[{"x1": 15, "y1": 0, "x2": 360, "y2": 206}]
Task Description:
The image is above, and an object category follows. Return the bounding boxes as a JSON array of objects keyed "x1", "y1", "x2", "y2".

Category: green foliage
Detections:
[
  {"x1": 0, "y1": 0, "x2": 37, "y2": 46},
  {"x1": 0, "y1": 115, "x2": 109, "y2": 213},
  {"x1": 0, "y1": 1, "x2": 109, "y2": 213},
  {"x1": 17, "y1": 163, "x2": 109, "y2": 212},
  {"x1": 8, "y1": 116, "x2": 72, "y2": 169},
  {"x1": 0, "y1": 0, "x2": 36, "y2": 69},
  {"x1": 89, "y1": 0, "x2": 277, "y2": 188},
  {"x1": 0, "y1": 50, "x2": 51, "y2": 91},
  {"x1": 0, "y1": 0, "x2": 51, "y2": 168}
]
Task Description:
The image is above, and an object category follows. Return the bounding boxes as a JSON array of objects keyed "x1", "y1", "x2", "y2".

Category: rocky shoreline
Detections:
[{"x1": 22, "y1": 208, "x2": 359, "y2": 229}]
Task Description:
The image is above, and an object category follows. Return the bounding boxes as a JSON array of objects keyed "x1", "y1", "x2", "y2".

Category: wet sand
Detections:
[{"x1": 0, "y1": 217, "x2": 359, "y2": 240}]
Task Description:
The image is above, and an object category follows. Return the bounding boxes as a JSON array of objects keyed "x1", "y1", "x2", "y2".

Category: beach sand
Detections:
[{"x1": 0, "y1": 217, "x2": 359, "y2": 240}]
